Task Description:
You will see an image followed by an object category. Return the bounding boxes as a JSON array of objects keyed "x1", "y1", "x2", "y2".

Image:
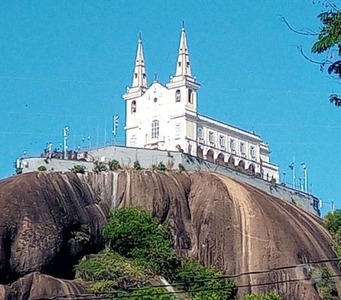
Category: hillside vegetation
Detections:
[{"x1": 75, "y1": 207, "x2": 281, "y2": 299}]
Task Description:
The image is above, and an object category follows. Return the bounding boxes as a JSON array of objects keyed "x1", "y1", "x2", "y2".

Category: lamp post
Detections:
[
  {"x1": 63, "y1": 126, "x2": 69, "y2": 159},
  {"x1": 289, "y1": 161, "x2": 296, "y2": 188},
  {"x1": 301, "y1": 163, "x2": 307, "y2": 193}
]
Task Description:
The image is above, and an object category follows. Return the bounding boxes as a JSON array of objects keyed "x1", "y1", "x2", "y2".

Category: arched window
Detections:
[
  {"x1": 188, "y1": 89, "x2": 193, "y2": 103},
  {"x1": 151, "y1": 120, "x2": 159, "y2": 139},
  {"x1": 175, "y1": 89, "x2": 181, "y2": 102},
  {"x1": 131, "y1": 101, "x2": 136, "y2": 113}
]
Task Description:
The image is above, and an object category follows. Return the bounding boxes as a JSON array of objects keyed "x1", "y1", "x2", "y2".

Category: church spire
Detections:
[
  {"x1": 175, "y1": 22, "x2": 192, "y2": 77},
  {"x1": 131, "y1": 32, "x2": 147, "y2": 89}
]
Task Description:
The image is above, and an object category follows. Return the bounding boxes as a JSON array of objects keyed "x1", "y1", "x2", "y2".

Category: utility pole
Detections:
[
  {"x1": 113, "y1": 115, "x2": 119, "y2": 145},
  {"x1": 63, "y1": 126, "x2": 69, "y2": 159},
  {"x1": 301, "y1": 163, "x2": 307, "y2": 193}
]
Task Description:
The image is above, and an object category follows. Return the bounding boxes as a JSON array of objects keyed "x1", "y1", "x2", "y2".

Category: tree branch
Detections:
[
  {"x1": 297, "y1": 45, "x2": 332, "y2": 65},
  {"x1": 279, "y1": 16, "x2": 319, "y2": 36}
]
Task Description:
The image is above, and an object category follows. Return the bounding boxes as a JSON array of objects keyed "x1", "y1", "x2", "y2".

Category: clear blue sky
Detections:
[{"x1": 1, "y1": 1, "x2": 340, "y2": 214}]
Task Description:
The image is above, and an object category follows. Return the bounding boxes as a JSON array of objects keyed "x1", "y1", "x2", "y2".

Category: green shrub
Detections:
[
  {"x1": 242, "y1": 292, "x2": 281, "y2": 300},
  {"x1": 93, "y1": 161, "x2": 107, "y2": 174},
  {"x1": 102, "y1": 208, "x2": 180, "y2": 279},
  {"x1": 37, "y1": 165, "x2": 47, "y2": 171},
  {"x1": 75, "y1": 251, "x2": 149, "y2": 292},
  {"x1": 175, "y1": 257, "x2": 236, "y2": 299},
  {"x1": 178, "y1": 163, "x2": 185, "y2": 172},
  {"x1": 108, "y1": 159, "x2": 121, "y2": 171},
  {"x1": 133, "y1": 160, "x2": 141, "y2": 170},
  {"x1": 70, "y1": 165, "x2": 86, "y2": 174},
  {"x1": 156, "y1": 161, "x2": 167, "y2": 171}
]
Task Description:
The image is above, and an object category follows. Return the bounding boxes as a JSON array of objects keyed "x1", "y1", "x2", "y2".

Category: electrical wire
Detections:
[
  {"x1": 34, "y1": 273, "x2": 341, "y2": 300},
  {"x1": 29, "y1": 257, "x2": 341, "y2": 300}
]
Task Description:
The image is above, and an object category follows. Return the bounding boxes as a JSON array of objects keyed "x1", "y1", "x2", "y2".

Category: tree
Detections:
[
  {"x1": 242, "y1": 292, "x2": 281, "y2": 300},
  {"x1": 102, "y1": 207, "x2": 181, "y2": 279},
  {"x1": 283, "y1": 1, "x2": 341, "y2": 106}
]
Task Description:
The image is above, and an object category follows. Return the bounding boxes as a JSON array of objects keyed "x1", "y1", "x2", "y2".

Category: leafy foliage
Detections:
[
  {"x1": 315, "y1": 267, "x2": 338, "y2": 300},
  {"x1": 178, "y1": 163, "x2": 186, "y2": 172},
  {"x1": 75, "y1": 251, "x2": 149, "y2": 292},
  {"x1": 133, "y1": 160, "x2": 141, "y2": 170},
  {"x1": 76, "y1": 207, "x2": 236, "y2": 299},
  {"x1": 93, "y1": 161, "x2": 107, "y2": 174},
  {"x1": 175, "y1": 257, "x2": 236, "y2": 299},
  {"x1": 156, "y1": 161, "x2": 167, "y2": 171},
  {"x1": 128, "y1": 288, "x2": 176, "y2": 300},
  {"x1": 307, "y1": 3, "x2": 341, "y2": 106},
  {"x1": 37, "y1": 165, "x2": 47, "y2": 171},
  {"x1": 102, "y1": 207, "x2": 180, "y2": 279},
  {"x1": 242, "y1": 292, "x2": 282, "y2": 300},
  {"x1": 70, "y1": 164, "x2": 86, "y2": 174},
  {"x1": 108, "y1": 159, "x2": 121, "y2": 171}
]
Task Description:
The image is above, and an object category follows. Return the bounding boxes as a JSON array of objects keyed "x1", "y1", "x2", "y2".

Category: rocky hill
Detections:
[{"x1": 0, "y1": 170, "x2": 339, "y2": 299}]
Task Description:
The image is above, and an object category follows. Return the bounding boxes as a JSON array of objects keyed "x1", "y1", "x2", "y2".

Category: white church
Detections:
[{"x1": 123, "y1": 26, "x2": 279, "y2": 182}]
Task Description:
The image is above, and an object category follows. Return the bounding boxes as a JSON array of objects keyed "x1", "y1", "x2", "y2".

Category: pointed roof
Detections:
[
  {"x1": 131, "y1": 32, "x2": 148, "y2": 88},
  {"x1": 175, "y1": 23, "x2": 192, "y2": 77}
]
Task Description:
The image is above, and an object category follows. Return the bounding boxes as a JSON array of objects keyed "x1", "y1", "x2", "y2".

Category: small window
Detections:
[
  {"x1": 230, "y1": 139, "x2": 236, "y2": 151},
  {"x1": 219, "y1": 135, "x2": 225, "y2": 147},
  {"x1": 187, "y1": 62, "x2": 190, "y2": 67},
  {"x1": 198, "y1": 127, "x2": 203, "y2": 139},
  {"x1": 153, "y1": 97, "x2": 158, "y2": 103},
  {"x1": 250, "y1": 146, "x2": 256, "y2": 158},
  {"x1": 175, "y1": 89, "x2": 181, "y2": 102},
  {"x1": 151, "y1": 120, "x2": 159, "y2": 139},
  {"x1": 240, "y1": 142, "x2": 246, "y2": 155},
  {"x1": 178, "y1": 62, "x2": 181, "y2": 67},
  {"x1": 209, "y1": 131, "x2": 215, "y2": 144},
  {"x1": 188, "y1": 89, "x2": 193, "y2": 104},
  {"x1": 175, "y1": 123, "x2": 181, "y2": 138},
  {"x1": 143, "y1": 73, "x2": 146, "y2": 79},
  {"x1": 131, "y1": 100, "x2": 136, "y2": 113}
]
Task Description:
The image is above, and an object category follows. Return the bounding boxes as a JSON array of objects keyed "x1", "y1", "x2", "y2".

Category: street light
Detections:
[
  {"x1": 301, "y1": 163, "x2": 307, "y2": 193},
  {"x1": 63, "y1": 126, "x2": 69, "y2": 159}
]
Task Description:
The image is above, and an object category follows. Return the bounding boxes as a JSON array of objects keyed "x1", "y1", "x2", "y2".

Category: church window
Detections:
[
  {"x1": 230, "y1": 139, "x2": 236, "y2": 152},
  {"x1": 219, "y1": 135, "x2": 225, "y2": 148},
  {"x1": 143, "y1": 73, "x2": 146, "y2": 79},
  {"x1": 178, "y1": 62, "x2": 181, "y2": 67},
  {"x1": 154, "y1": 97, "x2": 158, "y2": 103},
  {"x1": 151, "y1": 120, "x2": 159, "y2": 139},
  {"x1": 250, "y1": 146, "x2": 256, "y2": 158},
  {"x1": 175, "y1": 123, "x2": 181, "y2": 138},
  {"x1": 130, "y1": 134, "x2": 136, "y2": 147},
  {"x1": 198, "y1": 127, "x2": 203, "y2": 139},
  {"x1": 134, "y1": 73, "x2": 137, "y2": 79},
  {"x1": 188, "y1": 89, "x2": 193, "y2": 104},
  {"x1": 131, "y1": 101, "x2": 136, "y2": 113},
  {"x1": 175, "y1": 89, "x2": 181, "y2": 102},
  {"x1": 240, "y1": 142, "x2": 246, "y2": 155},
  {"x1": 209, "y1": 131, "x2": 215, "y2": 144},
  {"x1": 187, "y1": 62, "x2": 190, "y2": 67}
]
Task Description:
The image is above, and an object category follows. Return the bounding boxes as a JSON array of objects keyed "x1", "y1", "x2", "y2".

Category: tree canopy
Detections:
[{"x1": 284, "y1": 1, "x2": 341, "y2": 106}]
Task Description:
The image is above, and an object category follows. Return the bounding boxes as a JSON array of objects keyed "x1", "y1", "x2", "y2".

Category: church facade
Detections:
[{"x1": 123, "y1": 27, "x2": 279, "y2": 182}]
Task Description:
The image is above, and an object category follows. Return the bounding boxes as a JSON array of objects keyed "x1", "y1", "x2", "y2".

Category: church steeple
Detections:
[
  {"x1": 131, "y1": 32, "x2": 147, "y2": 89},
  {"x1": 175, "y1": 22, "x2": 192, "y2": 77}
]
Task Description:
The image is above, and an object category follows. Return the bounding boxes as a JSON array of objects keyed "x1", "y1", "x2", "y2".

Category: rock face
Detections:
[
  {"x1": 0, "y1": 272, "x2": 89, "y2": 300},
  {"x1": 0, "y1": 170, "x2": 340, "y2": 300},
  {"x1": 0, "y1": 172, "x2": 109, "y2": 283}
]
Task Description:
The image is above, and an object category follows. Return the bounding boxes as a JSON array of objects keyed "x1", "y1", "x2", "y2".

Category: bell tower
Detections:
[{"x1": 123, "y1": 33, "x2": 148, "y2": 147}]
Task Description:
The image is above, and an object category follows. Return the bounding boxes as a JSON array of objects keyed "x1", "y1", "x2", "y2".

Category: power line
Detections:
[
  {"x1": 35, "y1": 273, "x2": 341, "y2": 300},
  {"x1": 31, "y1": 257, "x2": 341, "y2": 299}
]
